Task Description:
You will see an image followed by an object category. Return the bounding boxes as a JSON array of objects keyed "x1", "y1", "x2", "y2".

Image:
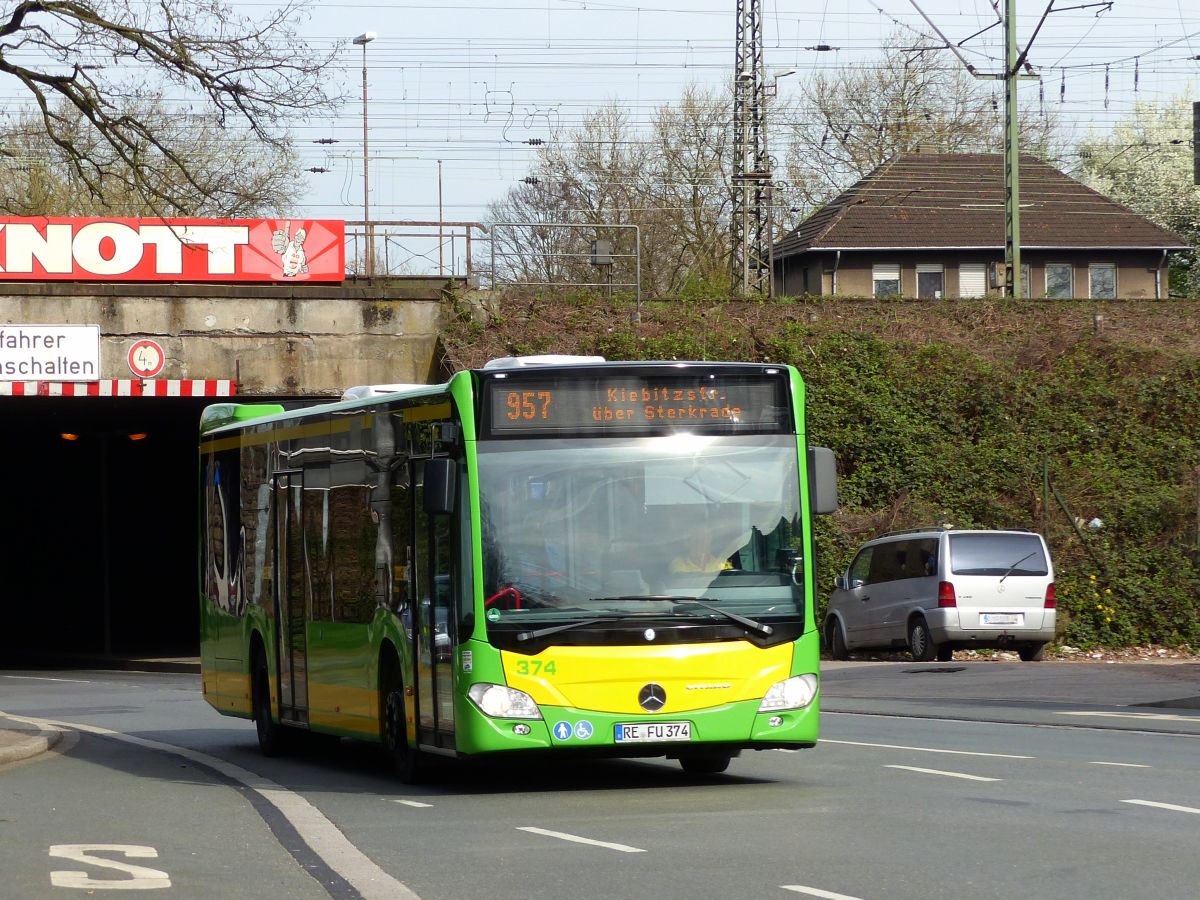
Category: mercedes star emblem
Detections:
[{"x1": 638, "y1": 683, "x2": 667, "y2": 712}]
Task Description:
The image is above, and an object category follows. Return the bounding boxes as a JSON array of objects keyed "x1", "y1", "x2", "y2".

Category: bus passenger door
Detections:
[
  {"x1": 273, "y1": 472, "x2": 309, "y2": 724},
  {"x1": 414, "y1": 458, "x2": 456, "y2": 747}
]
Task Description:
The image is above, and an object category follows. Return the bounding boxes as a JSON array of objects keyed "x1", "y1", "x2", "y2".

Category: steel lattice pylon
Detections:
[{"x1": 731, "y1": 0, "x2": 771, "y2": 296}]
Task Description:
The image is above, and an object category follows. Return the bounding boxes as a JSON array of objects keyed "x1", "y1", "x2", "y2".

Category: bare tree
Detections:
[
  {"x1": 0, "y1": 99, "x2": 303, "y2": 215},
  {"x1": 780, "y1": 34, "x2": 1062, "y2": 221},
  {"x1": 0, "y1": 1, "x2": 338, "y2": 213},
  {"x1": 486, "y1": 86, "x2": 732, "y2": 299}
]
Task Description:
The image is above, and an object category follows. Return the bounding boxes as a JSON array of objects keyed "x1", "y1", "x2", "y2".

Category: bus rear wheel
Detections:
[
  {"x1": 253, "y1": 654, "x2": 288, "y2": 757},
  {"x1": 381, "y1": 662, "x2": 424, "y2": 784},
  {"x1": 679, "y1": 754, "x2": 732, "y2": 775}
]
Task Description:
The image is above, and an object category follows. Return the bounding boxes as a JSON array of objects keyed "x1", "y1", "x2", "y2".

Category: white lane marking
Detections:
[
  {"x1": 1, "y1": 675, "x2": 92, "y2": 684},
  {"x1": 822, "y1": 738, "x2": 1032, "y2": 759},
  {"x1": 1089, "y1": 761, "x2": 1151, "y2": 768},
  {"x1": 392, "y1": 800, "x2": 434, "y2": 808},
  {"x1": 1060, "y1": 711, "x2": 1198, "y2": 722},
  {"x1": 1122, "y1": 799, "x2": 1200, "y2": 815},
  {"x1": 0, "y1": 712, "x2": 416, "y2": 900},
  {"x1": 781, "y1": 885, "x2": 866, "y2": 899},
  {"x1": 885, "y1": 765, "x2": 1001, "y2": 782},
  {"x1": 517, "y1": 826, "x2": 646, "y2": 853}
]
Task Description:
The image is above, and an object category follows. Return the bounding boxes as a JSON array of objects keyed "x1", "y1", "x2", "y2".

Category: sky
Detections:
[{"x1": 5, "y1": 0, "x2": 1200, "y2": 275}]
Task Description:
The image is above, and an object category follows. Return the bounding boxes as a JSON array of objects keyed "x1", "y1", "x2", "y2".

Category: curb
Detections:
[{"x1": 0, "y1": 727, "x2": 64, "y2": 765}]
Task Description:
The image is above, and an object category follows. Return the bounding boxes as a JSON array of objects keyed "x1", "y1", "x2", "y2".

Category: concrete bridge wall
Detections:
[{"x1": 0, "y1": 277, "x2": 458, "y2": 395}]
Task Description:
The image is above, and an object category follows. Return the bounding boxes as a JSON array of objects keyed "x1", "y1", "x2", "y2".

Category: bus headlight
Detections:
[
  {"x1": 758, "y1": 674, "x2": 818, "y2": 712},
  {"x1": 467, "y1": 683, "x2": 543, "y2": 719}
]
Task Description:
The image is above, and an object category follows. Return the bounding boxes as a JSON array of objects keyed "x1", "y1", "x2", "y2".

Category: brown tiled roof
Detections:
[{"x1": 774, "y1": 153, "x2": 1189, "y2": 255}]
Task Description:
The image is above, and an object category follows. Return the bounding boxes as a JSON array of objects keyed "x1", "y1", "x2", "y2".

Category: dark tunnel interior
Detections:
[{"x1": 0, "y1": 396, "x2": 214, "y2": 661}]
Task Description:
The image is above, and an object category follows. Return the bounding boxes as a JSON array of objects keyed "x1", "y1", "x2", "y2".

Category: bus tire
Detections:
[
  {"x1": 381, "y1": 658, "x2": 424, "y2": 784},
  {"x1": 253, "y1": 653, "x2": 288, "y2": 757},
  {"x1": 826, "y1": 619, "x2": 850, "y2": 660},
  {"x1": 679, "y1": 754, "x2": 732, "y2": 776},
  {"x1": 908, "y1": 617, "x2": 937, "y2": 662}
]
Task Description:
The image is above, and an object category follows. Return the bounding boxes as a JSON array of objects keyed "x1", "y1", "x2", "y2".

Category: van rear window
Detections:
[{"x1": 949, "y1": 533, "x2": 1048, "y2": 576}]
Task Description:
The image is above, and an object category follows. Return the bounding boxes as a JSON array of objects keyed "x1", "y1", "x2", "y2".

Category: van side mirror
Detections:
[
  {"x1": 834, "y1": 574, "x2": 848, "y2": 590},
  {"x1": 422, "y1": 458, "x2": 455, "y2": 516},
  {"x1": 807, "y1": 446, "x2": 838, "y2": 514}
]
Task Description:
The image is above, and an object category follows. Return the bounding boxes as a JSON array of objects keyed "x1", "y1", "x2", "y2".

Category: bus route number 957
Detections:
[{"x1": 506, "y1": 390, "x2": 552, "y2": 421}]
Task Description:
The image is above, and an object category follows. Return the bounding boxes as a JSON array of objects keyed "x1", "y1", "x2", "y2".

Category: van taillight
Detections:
[
  {"x1": 1044, "y1": 583, "x2": 1056, "y2": 609},
  {"x1": 937, "y1": 582, "x2": 957, "y2": 608}
]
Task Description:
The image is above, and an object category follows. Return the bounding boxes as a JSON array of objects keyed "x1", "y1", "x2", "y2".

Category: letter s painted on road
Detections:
[{"x1": 49, "y1": 844, "x2": 171, "y2": 890}]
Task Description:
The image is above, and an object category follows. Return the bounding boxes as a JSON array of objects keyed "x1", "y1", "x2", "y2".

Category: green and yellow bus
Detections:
[{"x1": 199, "y1": 356, "x2": 837, "y2": 779}]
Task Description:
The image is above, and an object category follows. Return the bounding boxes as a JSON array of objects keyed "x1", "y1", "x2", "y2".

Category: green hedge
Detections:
[{"x1": 592, "y1": 317, "x2": 1200, "y2": 649}]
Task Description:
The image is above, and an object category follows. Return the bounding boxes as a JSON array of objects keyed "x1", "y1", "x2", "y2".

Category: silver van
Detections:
[{"x1": 825, "y1": 528, "x2": 1056, "y2": 662}]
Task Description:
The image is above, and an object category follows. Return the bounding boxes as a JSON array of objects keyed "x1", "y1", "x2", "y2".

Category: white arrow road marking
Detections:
[
  {"x1": 1089, "y1": 761, "x2": 1151, "y2": 768},
  {"x1": 823, "y1": 739, "x2": 1031, "y2": 759},
  {"x1": 517, "y1": 827, "x2": 645, "y2": 853},
  {"x1": 781, "y1": 885, "x2": 866, "y2": 899},
  {"x1": 1059, "y1": 711, "x2": 1198, "y2": 722},
  {"x1": 0, "y1": 712, "x2": 417, "y2": 900},
  {"x1": 1122, "y1": 799, "x2": 1200, "y2": 815},
  {"x1": 885, "y1": 764, "x2": 1001, "y2": 782}
]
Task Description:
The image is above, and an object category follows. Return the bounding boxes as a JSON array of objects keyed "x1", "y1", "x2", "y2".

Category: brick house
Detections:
[{"x1": 773, "y1": 152, "x2": 1189, "y2": 299}]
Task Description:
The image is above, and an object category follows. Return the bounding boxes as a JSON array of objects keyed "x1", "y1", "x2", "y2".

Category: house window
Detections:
[
  {"x1": 916, "y1": 264, "x2": 944, "y2": 299},
  {"x1": 959, "y1": 263, "x2": 986, "y2": 298},
  {"x1": 1045, "y1": 263, "x2": 1073, "y2": 299},
  {"x1": 1021, "y1": 264, "x2": 1031, "y2": 298},
  {"x1": 1089, "y1": 264, "x2": 1116, "y2": 299},
  {"x1": 873, "y1": 264, "x2": 901, "y2": 298}
]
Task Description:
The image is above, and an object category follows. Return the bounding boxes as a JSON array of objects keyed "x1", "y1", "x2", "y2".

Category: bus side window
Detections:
[{"x1": 390, "y1": 461, "x2": 413, "y2": 617}]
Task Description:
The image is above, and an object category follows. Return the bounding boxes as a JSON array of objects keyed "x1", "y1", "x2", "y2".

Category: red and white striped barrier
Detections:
[{"x1": 0, "y1": 379, "x2": 235, "y2": 397}]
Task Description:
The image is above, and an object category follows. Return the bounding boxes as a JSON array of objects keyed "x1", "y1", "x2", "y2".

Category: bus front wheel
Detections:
[
  {"x1": 253, "y1": 654, "x2": 288, "y2": 757},
  {"x1": 382, "y1": 663, "x2": 424, "y2": 783}
]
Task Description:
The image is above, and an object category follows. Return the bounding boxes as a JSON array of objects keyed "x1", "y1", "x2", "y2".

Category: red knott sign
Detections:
[{"x1": 0, "y1": 217, "x2": 345, "y2": 282}]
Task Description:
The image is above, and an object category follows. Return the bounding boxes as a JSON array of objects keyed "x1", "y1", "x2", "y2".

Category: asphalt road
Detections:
[{"x1": 2, "y1": 661, "x2": 1198, "y2": 899}]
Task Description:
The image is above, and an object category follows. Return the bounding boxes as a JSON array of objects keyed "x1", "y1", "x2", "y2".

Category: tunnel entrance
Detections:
[{"x1": 1, "y1": 393, "x2": 225, "y2": 661}]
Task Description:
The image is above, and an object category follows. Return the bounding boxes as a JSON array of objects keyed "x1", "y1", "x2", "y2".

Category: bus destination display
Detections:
[{"x1": 486, "y1": 373, "x2": 789, "y2": 434}]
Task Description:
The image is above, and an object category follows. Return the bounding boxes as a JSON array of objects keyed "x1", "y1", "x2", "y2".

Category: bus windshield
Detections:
[{"x1": 477, "y1": 434, "x2": 804, "y2": 637}]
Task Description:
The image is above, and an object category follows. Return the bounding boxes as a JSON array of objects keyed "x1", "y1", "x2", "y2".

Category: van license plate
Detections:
[
  {"x1": 614, "y1": 722, "x2": 691, "y2": 743},
  {"x1": 981, "y1": 613, "x2": 1022, "y2": 626}
]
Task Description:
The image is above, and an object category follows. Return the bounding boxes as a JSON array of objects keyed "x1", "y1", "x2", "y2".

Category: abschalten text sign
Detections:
[
  {"x1": 0, "y1": 325, "x2": 100, "y2": 381},
  {"x1": 0, "y1": 218, "x2": 345, "y2": 282}
]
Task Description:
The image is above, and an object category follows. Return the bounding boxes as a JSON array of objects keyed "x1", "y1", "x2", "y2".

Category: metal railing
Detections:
[
  {"x1": 488, "y1": 222, "x2": 641, "y2": 314},
  {"x1": 345, "y1": 220, "x2": 488, "y2": 280}
]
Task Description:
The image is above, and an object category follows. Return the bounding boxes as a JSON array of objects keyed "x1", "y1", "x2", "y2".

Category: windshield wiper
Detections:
[
  {"x1": 514, "y1": 617, "x2": 616, "y2": 642},
  {"x1": 594, "y1": 594, "x2": 773, "y2": 636},
  {"x1": 998, "y1": 551, "x2": 1038, "y2": 584},
  {"x1": 674, "y1": 598, "x2": 774, "y2": 637}
]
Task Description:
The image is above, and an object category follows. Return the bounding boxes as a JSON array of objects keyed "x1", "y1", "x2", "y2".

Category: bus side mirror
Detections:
[
  {"x1": 422, "y1": 458, "x2": 456, "y2": 516},
  {"x1": 807, "y1": 446, "x2": 838, "y2": 514}
]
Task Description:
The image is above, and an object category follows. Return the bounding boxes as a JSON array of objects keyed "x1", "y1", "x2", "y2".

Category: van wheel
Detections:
[
  {"x1": 679, "y1": 754, "x2": 732, "y2": 775},
  {"x1": 826, "y1": 620, "x2": 850, "y2": 660},
  {"x1": 252, "y1": 654, "x2": 288, "y2": 757},
  {"x1": 381, "y1": 660, "x2": 424, "y2": 783},
  {"x1": 908, "y1": 618, "x2": 937, "y2": 662},
  {"x1": 1018, "y1": 642, "x2": 1046, "y2": 662}
]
